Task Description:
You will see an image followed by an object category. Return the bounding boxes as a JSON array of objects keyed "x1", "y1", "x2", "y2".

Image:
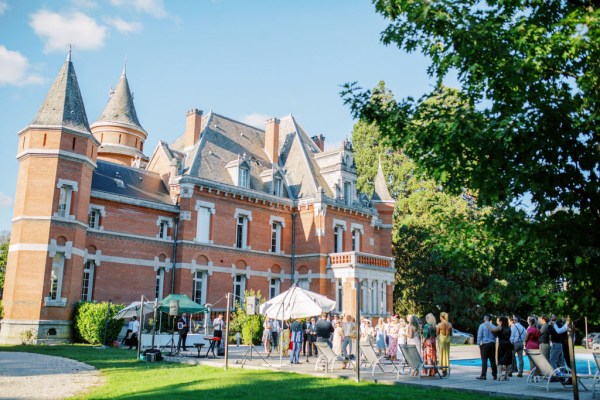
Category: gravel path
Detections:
[{"x1": 0, "y1": 352, "x2": 103, "y2": 400}]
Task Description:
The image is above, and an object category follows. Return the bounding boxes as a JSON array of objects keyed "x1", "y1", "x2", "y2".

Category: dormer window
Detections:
[
  {"x1": 273, "y1": 175, "x2": 282, "y2": 196},
  {"x1": 239, "y1": 166, "x2": 249, "y2": 188},
  {"x1": 344, "y1": 181, "x2": 353, "y2": 206}
]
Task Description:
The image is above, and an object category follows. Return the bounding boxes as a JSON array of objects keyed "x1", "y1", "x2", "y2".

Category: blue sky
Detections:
[{"x1": 0, "y1": 0, "x2": 435, "y2": 232}]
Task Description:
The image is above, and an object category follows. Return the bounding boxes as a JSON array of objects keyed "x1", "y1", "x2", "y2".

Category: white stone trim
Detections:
[
  {"x1": 17, "y1": 149, "x2": 97, "y2": 170},
  {"x1": 91, "y1": 190, "x2": 178, "y2": 212},
  {"x1": 88, "y1": 204, "x2": 106, "y2": 216},
  {"x1": 234, "y1": 208, "x2": 252, "y2": 221},
  {"x1": 9, "y1": 243, "x2": 49, "y2": 253},
  {"x1": 180, "y1": 183, "x2": 194, "y2": 198},
  {"x1": 156, "y1": 216, "x2": 173, "y2": 240},
  {"x1": 269, "y1": 215, "x2": 286, "y2": 227},
  {"x1": 332, "y1": 218, "x2": 347, "y2": 230},
  {"x1": 195, "y1": 200, "x2": 216, "y2": 214},
  {"x1": 369, "y1": 237, "x2": 375, "y2": 246},
  {"x1": 153, "y1": 256, "x2": 172, "y2": 272},
  {"x1": 180, "y1": 211, "x2": 191, "y2": 221},
  {"x1": 56, "y1": 179, "x2": 79, "y2": 192},
  {"x1": 350, "y1": 223, "x2": 364, "y2": 234}
]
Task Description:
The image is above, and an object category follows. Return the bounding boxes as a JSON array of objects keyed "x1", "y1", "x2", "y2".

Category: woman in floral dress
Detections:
[{"x1": 386, "y1": 316, "x2": 400, "y2": 361}]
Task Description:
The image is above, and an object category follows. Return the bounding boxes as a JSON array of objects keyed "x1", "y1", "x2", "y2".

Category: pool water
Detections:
[{"x1": 451, "y1": 357, "x2": 597, "y2": 375}]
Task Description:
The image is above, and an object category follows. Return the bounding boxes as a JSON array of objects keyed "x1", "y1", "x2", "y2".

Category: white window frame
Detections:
[
  {"x1": 156, "y1": 216, "x2": 173, "y2": 240},
  {"x1": 55, "y1": 179, "x2": 78, "y2": 219},
  {"x1": 195, "y1": 200, "x2": 215, "y2": 243},
  {"x1": 192, "y1": 270, "x2": 207, "y2": 305},
  {"x1": 233, "y1": 274, "x2": 246, "y2": 305},
  {"x1": 273, "y1": 175, "x2": 283, "y2": 196},
  {"x1": 81, "y1": 260, "x2": 95, "y2": 301},
  {"x1": 269, "y1": 278, "x2": 280, "y2": 299},
  {"x1": 45, "y1": 252, "x2": 66, "y2": 306},
  {"x1": 239, "y1": 166, "x2": 249, "y2": 188},
  {"x1": 234, "y1": 209, "x2": 252, "y2": 249},
  {"x1": 155, "y1": 268, "x2": 165, "y2": 300},
  {"x1": 88, "y1": 205, "x2": 105, "y2": 230}
]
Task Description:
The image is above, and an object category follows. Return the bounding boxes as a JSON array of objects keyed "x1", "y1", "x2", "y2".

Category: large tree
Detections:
[{"x1": 344, "y1": 0, "x2": 599, "y2": 321}]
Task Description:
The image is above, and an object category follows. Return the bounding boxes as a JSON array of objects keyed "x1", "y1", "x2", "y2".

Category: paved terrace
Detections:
[{"x1": 164, "y1": 344, "x2": 597, "y2": 400}]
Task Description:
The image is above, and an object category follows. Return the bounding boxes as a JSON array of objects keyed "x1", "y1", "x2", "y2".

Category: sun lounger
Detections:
[
  {"x1": 593, "y1": 352, "x2": 600, "y2": 398},
  {"x1": 359, "y1": 342, "x2": 399, "y2": 376},
  {"x1": 398, "y1": 344, "x2": 442, "y2": 380},
  {"x1": 314, "y1": 341, "x2": 346, "y2": 373},
  {"x1": 526, "y1": 349, "x2": 587, "y2": 392}
]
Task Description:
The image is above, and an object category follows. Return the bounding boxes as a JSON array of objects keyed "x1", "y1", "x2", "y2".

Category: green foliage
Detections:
[
  {"x1": 0, "y1": 232, "x2": 9, "y2": 299},
  {"x1": 343, "y1": 1, "x2": 600, "y2": 323},
  {"x1": 229, "y1": 289, "x2": 263, "y2": 345},
  {"x1": 72, "y1": 302, "x2": 124, "y2": 345},
  {"x1": 19, "y1": 328, "x2": 38, "y2": 345}
]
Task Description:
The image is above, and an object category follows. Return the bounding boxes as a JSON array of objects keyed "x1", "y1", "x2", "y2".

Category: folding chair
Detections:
[
  {"x1": 314, "y1": 342, "x2": 348, "y2": 373},
  {"x1": 359, "y1": 342, "x2": 399, "y2": 376},
  {"x1": 526, "y1": 349, "x2": 587, "y2": 392},
  {"x1": 398, "y1": 344, "x2": 442, "y2": 380},
  {"x1": 592, "y1": 352, "x2": 600, "y2": 398}
]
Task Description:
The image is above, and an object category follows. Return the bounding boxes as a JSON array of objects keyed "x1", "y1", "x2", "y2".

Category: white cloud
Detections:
[
  {"x1": 110, "y1": 0, "x2": 167, "y2": 18},
  {"x1": 0, "y1": 46, "x2": 43, "y2": 86},
  {"x1": 106, "y1": 17, "x2": 143, "y2": 33},
  {"x1": 0, "y1": 192, "x2": 13, "y2": 208},
  {"x1": 0, "y1": 2, "x2": 8, "y2": 16},
  {"x1": 241, "y1": 113, "x2": 271, "y2": 128},
  {"x1": 30, "y1": 10, "x2": 107, "y2": 53}
]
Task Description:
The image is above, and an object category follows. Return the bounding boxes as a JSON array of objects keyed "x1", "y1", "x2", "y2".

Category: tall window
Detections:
[
  {"x1": 81, "y1": 260, "x2": 95, "y2": 301},
  {"x1": 50, "y1": 253, "x2": 65, "y2": 300},
  {"x1": 196, "y1": 206, "x2": 211, "y2": 243},
  {"x1": 58, "y1": 185, "x2": 73, "y2": 218},
  {"x1": 239, "y1": 167, "x2": 249, "y2": 187},
  {"x1": 236, "y1": 215, "x2": 249, "y2": 249},
  {"x1": 155, "y1": 268, "x2": 164, "y2": 300},
  {"x1": 88, "y1": 209, "x2": 100, "y2": 229},
  {"x1": 233, "y1": 275, "x2": 246, "y2": 305},
  {"x1": 336, "y1": 279, "x2": 343, "y2": 313},
  {"x1": 344, "y1": 181, "x2": 352, "y2": 206},
  {"x1": 352, "y1": 229, "x2": 360, "y2": 252},
  {"x1": 273, "y1": 176, "x2": 282, "y2": 196},
  {"x1": 159, "y1": 220, "x2": 169, "y2": 239},
  {"x1": 269, "y1": 278, "x2": 280, "y2": 299},
  {"x1": 193, "y1": 271, "x2": 206, "y2": 304},
  {"x1": 271, "y1": 222, "x2": 282, "y2": 253},
  {"x1": 334, "y1": 225, "x2": 343, "y2": 253}
]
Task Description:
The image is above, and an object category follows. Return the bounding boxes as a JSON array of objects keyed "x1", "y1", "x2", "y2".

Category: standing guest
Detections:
[
  {"x1": 509, "y1": 315, "x2": 527, "y2": 377},
  {"x1": 280, "y1": 320, "x2": 290, "y2": 356},
  {"x1": 549, "y1": 314, "x2": 568, "y2": 369},
  {"x1": 422, "y1": 313, "x2": 438, "y2": 376},
  {"x1": 127, "y1": 316, "x2": 140, "y2": 350},
  {"x1": 375, "y1": 318, "x2": 386, "y2": 356},
  {"x1": 213, "y1": 314, "x2": 225, "y2": 348},
  {"x1": 437, "y1": 312, "x2": 452, "y2": 377},
  {"x1": 262, "y1": 319, "x2": 272, "y2": 356},
  {"x1": 315, "y1": 312, "x2": 334, "y2": 347},
  {"x1": 290, "y1": 318, "x2": 303, "y2": 364},
  {"x1": 270, "y1": 319, "x2": 280, "y2": 349},
  {"x1": 476, "y1": 314, "x2": 498, "y2": 380},
  {"x1": 341, "y1": 314, "x2": 355, "y2": 362},
  {"x1": 306, "y1": 317, "x2": 317, "y2": 356},
  {"x1": 302, "y1": 318, "x2": 311, "y2": 356},
  {"x1": 538, "y1": 315, "x2": 551, "y2": 361},
  {"x1": 384, "y1": 317, "x2": 391, "y2": 347},
  {"x1": 485, "y1": 316, "x2": 512, "y2": 380},
  {"x1": 387, "y1": 316, "x2": 400, "y2": 361},
  {"x1": 177, "y1": 313, "x2": 190, "y2": 352},
  {"x1": 407, "y1": 315, "x2": 422, "y2": 357},
  {"x1": 525, "y1": 316, "x2": 541, "y2": 375},
  {"x1": 397, "y1": 317, "x2": 408, "y2": 363},
  {"x1": 332, "y1": 320, "x2": 344, "y2": 357},
  {"x1": 361, "y1": 320, "x2": 375, "y2": 344}
]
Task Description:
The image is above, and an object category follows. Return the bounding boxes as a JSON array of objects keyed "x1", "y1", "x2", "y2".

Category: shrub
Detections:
[
  {"x1": 229, "y1": 289, "x2": 264, "y2": 345},
  {"x1": 19, "y1": 328, "x2": 37, "y2": 345},
  {"x1": 0, "y1": 300, "x2": 3, "y2": 320},
  {"x1": 73, "y1": 301, "x2": 124, "y2": 345}
]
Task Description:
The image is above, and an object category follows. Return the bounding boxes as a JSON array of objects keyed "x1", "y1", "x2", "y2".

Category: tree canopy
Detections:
[{"x1": 343, "y1": 0, "x2": 599, "y2": 321}]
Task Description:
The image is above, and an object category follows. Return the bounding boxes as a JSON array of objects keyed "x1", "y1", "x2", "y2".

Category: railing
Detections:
[{"x1": 329, "y1": 251, "x2": 394, "y2": 269}]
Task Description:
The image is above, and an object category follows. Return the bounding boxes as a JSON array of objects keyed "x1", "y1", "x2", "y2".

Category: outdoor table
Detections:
[{"x1": 204, "y1": 335, "x2": 221, "y2": 358}]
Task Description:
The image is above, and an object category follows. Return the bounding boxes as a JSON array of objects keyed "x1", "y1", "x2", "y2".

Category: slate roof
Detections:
[
  {"x1": 30, "y1": 52, "x2": 91, "y2": 134},
  {"x1": 94, "y1": 68, "x2": 144, "y2": 132},
  {"x1": 372, "y1": 161, "x2": 394, "y2": 202},
  {"x1": 92, "y1": 160, "x2": 173, "y2": 204}
]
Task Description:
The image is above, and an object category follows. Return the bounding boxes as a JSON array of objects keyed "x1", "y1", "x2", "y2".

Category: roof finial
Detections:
[
  {"x1": 122, "y1": 57, "x2": 127, "y2": 77},
  {"x1": 66, "y1": 44, "x2": 72, "y2": 62}
]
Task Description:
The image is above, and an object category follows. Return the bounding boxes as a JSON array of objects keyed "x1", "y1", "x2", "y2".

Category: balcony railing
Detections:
[{"x1": 329, "y1": 251, "x2": 394, "y2": 269}]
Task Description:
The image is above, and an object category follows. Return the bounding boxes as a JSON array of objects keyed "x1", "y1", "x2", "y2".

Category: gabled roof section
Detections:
[
  {"x1": 94, "y1": 66, "x2": 144, "y2": 132},
  {"x1": 92, "y1": 160, "x2": 173, "y2": 205},
  {"x1": 30, "y1": 51, "x2": 91, "y2": 134},
  {"x1": 278, "y1": 115, "x2": 332, "y2": 198},
  {"x1": 372, "y1": 161, "x2": 394, "y2": 202}
]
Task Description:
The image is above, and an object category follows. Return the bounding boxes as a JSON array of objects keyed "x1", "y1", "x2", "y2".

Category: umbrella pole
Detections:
[
  {"x1": 225, "y1": 293, "x2": 231, "y2": 371},
  {"x1": 151, "y1": 299, "x2": 158, "y2": 349},
  {"x1": 355, "y1": 280, "x2": 361, "y2": 382},
  {"x1": 137, "y1": 295, "x2": 143, "y2": 361}
]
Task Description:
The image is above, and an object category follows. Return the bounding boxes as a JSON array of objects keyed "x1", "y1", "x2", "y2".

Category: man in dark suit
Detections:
[
  {"x1": 177, "y1": 312, "x2": 190, "y2": 352},
  {"x1": 290, "y1": 318, "x2": 303, "y2": 364}
]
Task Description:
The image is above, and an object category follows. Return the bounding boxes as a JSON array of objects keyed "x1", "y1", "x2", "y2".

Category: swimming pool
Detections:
[{"x1": 451, "y1": 355, "x2": 597, "y2": 375}]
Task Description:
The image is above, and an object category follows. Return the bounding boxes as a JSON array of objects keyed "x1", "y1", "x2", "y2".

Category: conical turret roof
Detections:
[
  {"x1": 372, "y1": 160, "x2": 394, "y2": 202},
  {"x1": 95, "y1": 66, "x2": 144, "y2": 131},
  {"x1": 30, "y1": 51, "x2": 91, "y2": 134}
]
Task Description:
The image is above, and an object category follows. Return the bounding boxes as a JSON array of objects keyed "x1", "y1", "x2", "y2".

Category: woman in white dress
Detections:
[
  {"x1": 332, "y1": 320, "x2": 344, "y2": 357},
  {"x1": 406, "y1": 315, "x2": 422, "y2": 356}
]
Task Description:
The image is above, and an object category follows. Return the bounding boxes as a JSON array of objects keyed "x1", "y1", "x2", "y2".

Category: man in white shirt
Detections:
[
  {"x1": 213, "y1": 314, "x2": 225, "y2": 348},
  {"x1": 127, "y1": 316, "x2": 140, "y2": 350}
]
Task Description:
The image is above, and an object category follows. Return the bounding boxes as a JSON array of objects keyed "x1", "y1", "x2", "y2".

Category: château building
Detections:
[{"x1": 0, "y1": 53, "x2": 395, "y2": 343}]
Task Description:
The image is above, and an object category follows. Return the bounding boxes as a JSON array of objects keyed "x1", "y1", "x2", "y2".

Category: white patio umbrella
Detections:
[
  {"x1": 259, "y1": 285, "x2": 336, "y2": 320},
  {"x1": 259, "y1": 284, "x2": 336, "y2": 366},
  {"x1": 113, "y1": 301, "x2": 155, "y2": 320}
]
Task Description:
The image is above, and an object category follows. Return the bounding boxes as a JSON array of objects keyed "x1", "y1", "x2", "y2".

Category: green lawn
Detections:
[{"x1": 2, "y1": 345, "x2": 491, "y2": 399}]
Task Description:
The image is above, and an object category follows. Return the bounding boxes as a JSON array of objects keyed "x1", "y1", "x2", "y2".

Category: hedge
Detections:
[{"x1": 73, "y1": 301, "x2": 124, "y2": 345}]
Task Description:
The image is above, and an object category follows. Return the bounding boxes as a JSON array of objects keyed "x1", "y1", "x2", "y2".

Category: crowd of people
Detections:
[
  {"x1": 476, "y1": 313, "x2": 574, "y2": 381},
  {"x1": 260, "y1": 311, "x2": 453, "y2": 374}
]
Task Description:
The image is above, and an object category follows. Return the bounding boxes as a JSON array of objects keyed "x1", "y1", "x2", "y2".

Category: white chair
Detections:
[
  {"x1": 526, "y1": 349, "x2": 587, "y2": 392},
  {"x1": 314, "y1": 342, "x2": 345, "y2": 373},
  {"x1": 398, "y1": 344, "x2": 442, "y2": 380}
]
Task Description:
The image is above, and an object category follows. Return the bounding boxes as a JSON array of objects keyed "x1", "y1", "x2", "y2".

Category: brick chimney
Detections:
[
  {"x1": 185, "y1": 109, "x2": 203, "y2": 149},
  {"x1": 312, "y1": 134, "x2": 325, "y2": 151},
  {"x1": 264, "y1": 117, "x2": 280, "y2": 164}
]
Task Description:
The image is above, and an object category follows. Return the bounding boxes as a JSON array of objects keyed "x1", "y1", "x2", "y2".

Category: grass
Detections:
[{"x1": 1, "y1": 345, "x2": 494, "y2": 400}]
